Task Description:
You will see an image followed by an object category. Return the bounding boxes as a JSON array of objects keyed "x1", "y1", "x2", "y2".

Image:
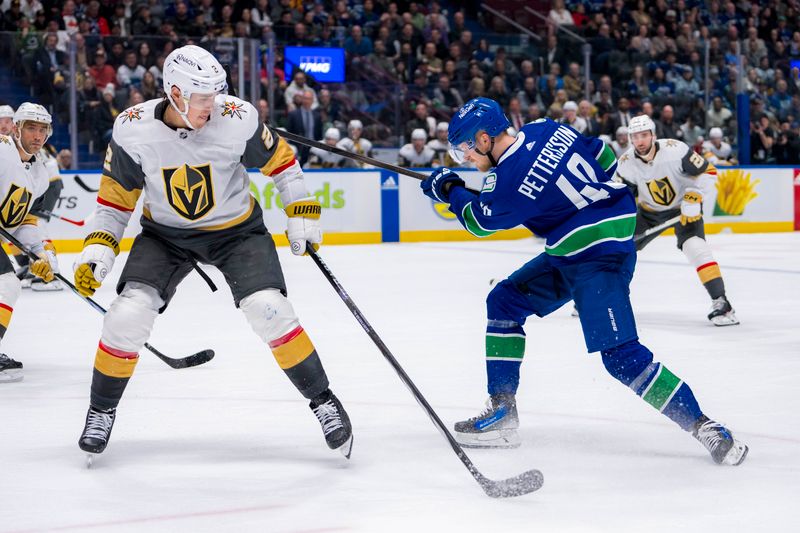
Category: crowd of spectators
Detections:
[{"x1": 0, "y1": 0, "x2": 799, "y2": 164}]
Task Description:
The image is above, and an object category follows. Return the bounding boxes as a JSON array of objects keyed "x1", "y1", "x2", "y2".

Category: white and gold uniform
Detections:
[{"x1": 335, "y1": 136, "x2": 372, "y2": 167}]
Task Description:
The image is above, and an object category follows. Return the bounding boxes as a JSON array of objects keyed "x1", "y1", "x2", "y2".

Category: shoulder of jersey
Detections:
[
  {"x1": 0, "y1": 134, "x2": 15, "y2": 156},
  {"x1": 208, "y1": 94, "x2": 259, "y2": 140},
  {"x1": 112, "y1": 98, "x2": 162, "y2": 145},
  {"x1": 616, "y1": 147, "x2": 636, "y2": 169},
  {"x1": 656, "y1": 138, "x2": 689, "y2": 159}
]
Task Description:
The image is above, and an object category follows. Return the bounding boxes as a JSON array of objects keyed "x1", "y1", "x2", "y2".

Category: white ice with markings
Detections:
[{"x1": 1, "y1": 232, "x2": 798, "y2": 532}]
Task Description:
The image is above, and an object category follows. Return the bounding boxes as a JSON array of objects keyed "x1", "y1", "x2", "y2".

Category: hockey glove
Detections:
[
  {"x1": 285, "y1": 197, "x2": 322, "y2": 256},
  {"x1": 73, "y1": 231, "x2": 119, "y2": 297},
  {"x1": 421, "y1": 168, "x2": 465, "y2": 203},
  {"x1": 680, "y1": 189, "x2": 703, "y2": 225},
  {"x1": 30, "y1": 242, "x2": 58, "y2": 283}
]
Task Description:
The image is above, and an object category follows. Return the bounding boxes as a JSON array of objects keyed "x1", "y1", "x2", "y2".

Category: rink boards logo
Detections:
[
  {"x1": 162, "y1": 163, "x2": 215, "y2": 220},
  {"x1": 432, "y1": 201, "x2": 456, "y2": 220},
  {"x1": 647, "y1": 177, "x2": 676, "y2": 206},
  {"x1": 0, "y1": 183, "x2": 32, "y2": 228}
]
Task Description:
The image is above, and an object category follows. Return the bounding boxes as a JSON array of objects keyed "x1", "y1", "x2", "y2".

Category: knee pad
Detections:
[
  {"x1": 680, "y1": 236, "x2": 715, "y2": 267},
  {"x1": 240, "y1": 289, "x2": 299, "y2": 343},
  {"x1": 0, "y1": 271, "x2": 22, "y2": 308},
  {"x1": 102, "y1": 282, "x2": 163, "y2": 353},
  {"x1": 601, "y1": 339, "x2": 653, "y2": 388}
]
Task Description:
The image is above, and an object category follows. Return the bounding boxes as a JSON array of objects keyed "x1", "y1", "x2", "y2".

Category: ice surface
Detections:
[{"x1": 1, "y1": 232, "x2": 798, "y2": 532}]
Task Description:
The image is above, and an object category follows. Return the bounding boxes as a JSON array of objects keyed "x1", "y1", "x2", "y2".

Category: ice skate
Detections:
[
  {"x1": 693, "y1": 415, "x2": 748, "y2": 465},
  {"x1": 30, "y1": 278, "x2": 64, "y2": 291},
  {"x1": 454, "y1": 394, "x2": 520, "y2": 448},
  {"x1": 708, "y1": 296, "x2": 739, "y2": 326},
  {"x1": 0, "y1": 353, "x2": 23, "y2": 383},
  {"x1": 310, "y1": 389, "x2": 353, "y2": 458},
  {"x1": 79, "y1": 406, "x2": 117, "y2": 462}
]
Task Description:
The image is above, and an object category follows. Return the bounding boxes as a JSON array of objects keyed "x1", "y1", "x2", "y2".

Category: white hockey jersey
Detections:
[
  {"x1": 615, "y1": 139, "x2": 715, "y2": 212},
  {"x1": 335, "y1": 137, "x2": 372, "y2": 167},
  {"x1": 308, "y1": 145, "x2": 345, "y2": 168},
  {"x1": 94, "y1": 95, "x2": 308, "y2": 241},
  {"x1": 0, "y1": 135, "x2": 49, "y2": 230},
  {"x1": 397, "y1": 143, "x2": 435, "y2": 167}
]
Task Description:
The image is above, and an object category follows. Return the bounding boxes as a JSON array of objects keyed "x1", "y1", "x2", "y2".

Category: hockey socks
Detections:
[
  {"x1": 682, "y1": 237, "x2": 726, "y2": 300},
  {"x1": 268, "y1": 325, "x2": 329, "y2": 399},
  {"x1": 485, "y1": 321, "x2": 526, "y2": 396},
  {"x1": 602, "y1": 340, "x2": 702, "y2": 431},
  {"x1": 90, "y1": 341, "x2": 139, "y2": 410}
]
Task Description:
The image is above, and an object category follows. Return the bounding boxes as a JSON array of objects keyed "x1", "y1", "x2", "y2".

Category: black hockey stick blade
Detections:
[
  {"x1": 144, "y1": 343, "x2": 215, "y2": 369},
  {"x1": 474, "y1": 469, "x2": 544, "y2": 498},
  {"x1": 74, "y1": 175, "x2": 99, "y2": 193}
]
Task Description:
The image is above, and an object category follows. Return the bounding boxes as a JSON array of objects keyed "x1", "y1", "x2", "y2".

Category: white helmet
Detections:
[
  {"x1": 162, "y1": 45, "x2": 227, "y2": 129},
  {"x1": 13, "y1": 102, "x2": 52, "y2": 156},
  {"x1": 628, "y1": 115, "x2": 656, "y2": 138},
  {"x1": 0, "y1": 105, "x2": 14, "y2": 119},
  {"x1": 348, "y1": 119, "x2": 363, "y2": 132},
  {"x1": 709, "y1": 127, "x2": 723, "y2": 139},
  {"x1": 324, "y1": 127, "x2": 340, "y2": 141}
]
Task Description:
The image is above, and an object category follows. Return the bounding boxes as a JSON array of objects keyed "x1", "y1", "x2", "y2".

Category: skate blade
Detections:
[
  {"x1": 455, "y1": 429, "x2": 521, "y2": 449},
  {"x1": 0, "y1": 369, "x2": 23, "y2": 383},
  {"x1": 31, "y1": 281, "x2": 64, "y2": 292},
  {"x1": 710, "y1": 312, "x2": 739, "y2": 326},
  {"x1": 336, "y1": 434, "x2": 354, "y2": 459},
  {"x1": 722, "y1": 442, "x2": 749, "y2": 466}
]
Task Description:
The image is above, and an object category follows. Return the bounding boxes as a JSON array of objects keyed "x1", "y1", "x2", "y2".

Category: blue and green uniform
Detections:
[{"x1": 446, "y1": 119, "x2": 702, "y2": 430}]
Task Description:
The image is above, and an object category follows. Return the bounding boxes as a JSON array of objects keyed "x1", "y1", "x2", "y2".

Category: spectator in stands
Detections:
[
  {"x1": 137, "y1": 42, "x2": 156, "y2": 70},
  {"x1": 287, "y1": 89, "x2": 322, "y2": 166},
  {"x1": 84, "y1": 0, "x2": 110, "y2": 36},
  {"x1": 284, "y1": 70, "x2": 317, "y2": 112},
  {"x1": 608, "y1": 97, "x2": 633, "y2": 132},
  {"x1": 132, "y1": 5, "x2": 159, "y2": 36},
  {"x1": 548, "y1": 0, "x2": 574, "y2": 28},
  {"x1": 611, "y1": 126, "x2": 630, "y2": 157},
  {"x1": 35, "y1": 32, "x2": 66, "y2": 108},
  {"x1": 674, "y1": 67, "x2": 700, "y2": 97},
  {"x1": 56, "y1": 148, "x2": 72, "y2": 170},
  {"x1": 139, "y1": 70, "x2": 159, "y2": 101},
  {"x1": 527, "y1": 103, "x2": 542, "y2": 122},
  {"x1": 578, "y1": 99, "x2": 599, "y2": 136},
  {"x1": 421, "y1": 42, "x2": 442, "y2": 77},
  {"x1": 467, "y1": 76, "x2": 486, "y2": 100},
  {"x1": 507, "y1": 96, "x2": 526, "y2": 132},
  {"x1": 251, "y1": 0, "x2": 272, "y2": 31},
  {"x1": 117, "y1": 49, "x2": 146, "y2": 88},
  {"x1": 648, "y1": 68, "x2": 675, "y2": 99},
  {"x1": 772, "y1": 123, "x2": 800, "y2": 165},
  {"x1": 560, "y1": 100, "x2": 587, "y2": 133},
  {"x1": 405, "y1": 101, "x2": 435, "y2": 140},
  {"x1": 106, "y1": 42, "x2": 125, "y2": 69},
  {"x1": 750, "y1": 114, "x2": 775, "y2": 163},
  {"x1": 398, "y1": 128, "x2": 435, "y2": 167},
  {"x1": 95, "y1": 83, "x2": 119, "y2": 152},
  {"x1": 432, "y1": 74, "x2": 463, "y2": 115},
  {"x1": 60, "y1": 0, "x2": 80, "y2": 35},
  {"x1": 487, "y1": 76, "x2": 510, "y2": 109},
  {"x1": 679, "y1": 113, "x2": 704, "y2": 146},
  {"x1": 542, "y1": 35, "x2": 566, "y2": 70},
  {"x1": 655, "y1": 105, "x2": 682, "y2": 140},
  {"x1": 78, "y1": 74, "x2": 101, "y2": 134},
  {"x1": 769, "y1": 79, "x2": 792, "y2": 120},
  {"x1": 89, "y1": 48, "x2": 117, "y2": 90},
  {"x1": 563, "y1": 62, "x2": 583, "y2": 102},
  {"x1": 707, "y1": 96, "x2": 733, "y2": 131},
  {"x1": 316, "y1": 88, "x2": 341, "y2": 132},
  {"x1": 516, "y1": 76, "x2": 538, "y2": 109},
  {"x1": 473, "y1": 38, "x2": 494, "y2": 66},
  {"x1": 702, "y1": 127, "x2": 736, "y2": 166}
]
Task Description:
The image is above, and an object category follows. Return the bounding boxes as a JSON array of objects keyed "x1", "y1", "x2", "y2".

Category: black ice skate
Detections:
[
  {"x1": 454, "y1": 394, "x2": 520, "y2": 449},
  {"x1": 708, "y1": 296, "x2": 739, "y2": 326},
  {"x1": 0, "y1": 353, "x2": 23, "y2": 383},
  {"x1": 310, "y1": 389, "x2": 353, "y2": 458},
  {"x1": 693, "y1": 415, "x2": 748, "y2": 466},
  {"x1": 79, "y1": 406, "x2": 117, "y2": 456}
]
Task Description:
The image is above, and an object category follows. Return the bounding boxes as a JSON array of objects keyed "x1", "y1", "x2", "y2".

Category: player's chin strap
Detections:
[
  {"x1": 167, "y1": 94, "x2": 197, "y2": 130},
  {"x1": 474, "y1": 136, "x2": 499, "y2": 167}
]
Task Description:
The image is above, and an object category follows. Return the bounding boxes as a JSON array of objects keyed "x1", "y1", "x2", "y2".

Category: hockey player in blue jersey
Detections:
[{"x1": 421, "y1": 97, "x2": 748, "y2": 465}]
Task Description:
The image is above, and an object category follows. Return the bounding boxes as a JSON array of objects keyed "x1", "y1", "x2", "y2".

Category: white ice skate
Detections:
[
  {"x1": 454, "y1": 395, "x2": 521, "y2": 449},
  {"x1": 708, "y1": 297, "x2": 739, "y2": 326},
  {"x1": 693, "y1": 416, "x2": 748, "y2": 466}
]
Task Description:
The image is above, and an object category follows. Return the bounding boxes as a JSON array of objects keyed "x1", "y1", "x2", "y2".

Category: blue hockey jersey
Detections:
[{"x1": 447, "y1": 119, "x2": 637, "y2": 263}]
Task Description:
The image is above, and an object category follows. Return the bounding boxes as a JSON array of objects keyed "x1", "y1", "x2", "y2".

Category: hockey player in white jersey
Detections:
[
  {"x1": 307, "y1": 127, "x2": 346, "y2": 168},
  {"x1": 616, "y1": 115, "x2": 738, "y2": 326},
  {"x1": 398, "y1": 128, "x2": 436, "y2": 167},
  {"x1": 336, "y1": 120, "x2": 372, "y2": 167},
  {"x1": 426, "y1": 121, "x2": 459, "y2": 167},
  {"x1": 73, "y1": 45, "x2": 353, "y2": 459},
  {"x1": 0, "y1": 103, "x2": 61, "y2": 382}
]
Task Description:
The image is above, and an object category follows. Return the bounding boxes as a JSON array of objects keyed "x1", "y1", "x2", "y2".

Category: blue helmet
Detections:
[{"x1": 447, "y1": 97, "x2": 510, "y2": 163}]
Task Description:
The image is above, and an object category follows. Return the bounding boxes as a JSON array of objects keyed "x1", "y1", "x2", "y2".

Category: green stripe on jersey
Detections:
[
  {"x1": 641, "y1": 365, "x2": 682, "y2": 411},
  {"x1": 462, "y1": 203, "x2": 496, "y2": 237},
  {"x1": 486, "y1": 334, "x2": 525, "y2": 360},
  {"x1": 597, "y1": 143, "x2": 617, "y2": 172},
  {"x1": 545, "y1": 214, "x2": 636, "y2": 257}
]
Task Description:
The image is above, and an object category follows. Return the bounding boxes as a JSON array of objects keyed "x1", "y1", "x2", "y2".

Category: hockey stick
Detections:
[
  {"x1": 633, "y1": 215, "x2": 681, "y2": 242},
  {"x1": 0, "y1": 226, "x2": 214, "y2": 369},
  {"x1": 31, "y1": 210, "x2": 87, "y2": 226},
  {"x1": 74, "y1": 175, "x2": 99, "y2": 193},
  {"x1": 307, "y1": 246, "x2": 543, "y2": 497}
]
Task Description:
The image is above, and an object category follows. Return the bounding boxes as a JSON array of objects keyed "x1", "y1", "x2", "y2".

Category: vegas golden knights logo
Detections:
[
  {"x1": 647, "y1": 177, "x2": 677, "y2": 206},
  {"x1": 0, "y1": 184, "x2": 32, "y2": 228},
  {"x1": 162, "y1": 163, "x2": 214, "y2": 220}
]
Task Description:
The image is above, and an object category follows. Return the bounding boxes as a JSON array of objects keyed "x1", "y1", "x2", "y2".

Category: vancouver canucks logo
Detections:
[
  {"x1": 0, "y1": 183, "x2": 32, "y2": 228},
  {"x1": 221, "y1": 101, "x2": 246, "y2": 119},
  {"x1": 162, "y1": 163, "x2": 214, "y2": 220},
  {"x1": 647, "y1": 176, "x2": 677, "y2": 206},
  {"x1": 120, "y1": 107, "x2": 143, "y2": 124},
  {"x1": 482, "y1": 173, "x2": 497, "y2": 193}
]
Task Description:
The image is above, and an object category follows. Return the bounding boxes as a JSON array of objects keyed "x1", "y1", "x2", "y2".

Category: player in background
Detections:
[
  {"x1": 0, "y1": 105, "x2": 64, "y2": 291},
  {"x1": 398, "y1": 128, "x2": 436, "y2": 167},
  {"x1": 307, "y1": 127, "x2": 346, "y2": 168},
  {"x1": 702, "y1": 127, "x2": 737, "y2": 166},
  {"x1": 427, "y1": 121, "x2": 460, "y2": 167},
  {"x1": 72, "y1": 45, "x2": 353, "y2": 460},
  {"x1": 616, "y1": 116, "x2": 738, "y2": 326},
  {"x1": 336, "y1": 120, "x2": 373, "y2": 166},
  {"x1": 420, "y1": 97, "x2": 748, "y2": 466},
  {"x1": 0, "y1": 103, "x2": 61, "y2": 382}
]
